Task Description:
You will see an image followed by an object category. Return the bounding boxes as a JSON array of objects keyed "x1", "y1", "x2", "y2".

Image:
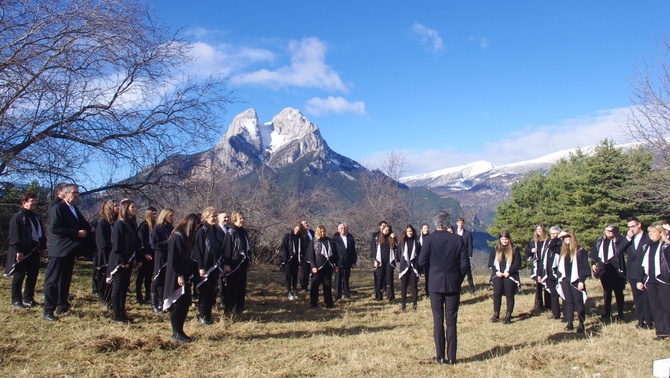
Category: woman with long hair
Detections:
[
  {"x1": 136, "y1": 206, "x2": 156, "y2": 305},
  {"x1": 527, "y1": 224, "x2": 550, "y2": 314},
  {"x1": 222, "y1": 211, "x2": 251, "y2": 315},
  {"x1": 398, "y1": 224, "x2": 421, "y2": 310},
  {"x1": 557, "y1": 230, "x2": 590, "y2": 333},
  {"x1": 590, "y1": 224, "x2": 626, "y2": 322},
  {"x1": 373, "y1": 224, "x2": 398, "y2": 302},
  {"x1": 191, "y1": 207, "x2": 225, "y2": 325},
  {"x1": 306, "y1": 225, "x2": 338, "y2": 308},
  {"x1": 281, "y1": 223, "x2": 307, "y2": 300},
  {"x1": 488, "y1": 230, "x2": 521, "y2": 324},
  {"x1": 95, "y1": 200, "x2": 118, "y2": 311},
  {"x1": 163, "y1": 213, "x2": 201, "y2": 343},
  {"x1": 638, "y1": 224, "x2": 670, "y2": 340},
  {"x1": 108, "y1": 199, "x2": 138, "y2": 323},
  {"x1": 150, "y1": 208, "x2": 174, "y2": 313}
]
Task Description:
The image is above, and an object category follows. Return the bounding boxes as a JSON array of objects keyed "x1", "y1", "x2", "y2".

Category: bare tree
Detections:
[
  {"x1": 625, "y1": 37, "x2": 670, "y2": 213},
  {"x1": 0, "y1": 0, "x2": 233, "y2": 192}
]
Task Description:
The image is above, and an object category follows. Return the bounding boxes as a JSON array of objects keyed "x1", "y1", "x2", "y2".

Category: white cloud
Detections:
[
  {"x1": 188, "y1": 41, "x2": 275, "y2": 76},
  {"x1": 411, "y1": 23, "x2": 444, "y2": 53},
  {"x1": 304, "y1": 96, "x2": 365, "y2": 116},
  {"x1": 230, "y1": 37, "x2": 349, "y2": 91},
  {"x1": 469, "y1": 35, "x2": 490, "y2": 49},
  {"x1": 361, "y1": 108, "x2": 632, "y2": 176}
]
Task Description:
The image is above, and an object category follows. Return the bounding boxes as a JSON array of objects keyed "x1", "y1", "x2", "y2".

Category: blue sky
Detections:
[{"x1": 152, "y1": 1, "x2": 670, "y2": 176}]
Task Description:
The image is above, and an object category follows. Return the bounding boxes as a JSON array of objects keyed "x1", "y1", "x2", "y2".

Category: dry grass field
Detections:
[{"x1": 1, "y1": 259, "x2": 669, "y2": 377}]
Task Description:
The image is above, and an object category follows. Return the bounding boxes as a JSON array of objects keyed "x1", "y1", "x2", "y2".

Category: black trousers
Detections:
[
  {"x1": 429, "y1": 291, "x2": 460, "y2": 362},
  {"x1": 310, "y1": 265, "x2": 334, "y2": 307},
  {"x1": 284, "y1": 260, "x2": 299, "y2": 294},
  {"x1": 224, "y1": 261, "x2": 248, "y2": 314},
  {"x1": 533, "y1": 281, "x2": 550, "y2": 310},
  {"x1": 400, "y1": 272, "x2": 419, "y2": 306},
  {"x1": 97, "y1": 266, "x2": 111, "y2": 306},
  {"x1": 300, "y1": 260, "x2": 310, "y2": 290},
  {"x1": 169, "y1": 285, "x2": 192, "y2": 336},
  {"x1": 111, "y1": 266, "x2": 131, "y2": 316},
  {"x1": 491, "y1": 276, "x2": 516, "y2": 315},
  {"x1": 43, "y1": 255, "x2": 75, "y2": 314},
  {"x1": 334, "y1": 266, "x2": 351, "y2": 298},
  {"x1": 629, "y1": 278, "x2": 654, "y2": 326},
  {"x1": 91, "y1": 254, "x2": 99, "y2": 295},
  {"x1": 374, "y1": 263, "x2": 394, "y2": 300},
  {"x1": 560, "y1": 280, "x2": 585, "y2": 327},
  {"x1": 136, "y1": 259, "x2": 153, "y2": 301},
  {"x1": 545, "y1": 278, "x2": 560, "y2": 318},
  {"x1": 197, "y1": 270, "x2": 219, "y2": 318},
  {"x1": 600, "y1": 265, "x2": 625, "y2": 317},
  {"x1": 647, "y1": 282, "x2": 670, "y2": 336},
  {"x1": 10, "y1": 252, "x2": 40, "y2": 304},
  {"x1": 465, "y1": 261, "x2": 475, "y2": 294}
]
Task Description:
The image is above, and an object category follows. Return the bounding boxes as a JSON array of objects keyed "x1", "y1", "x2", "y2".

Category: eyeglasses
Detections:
[{"x1": 605, "y1": 229, "x2": 613, "y2": 232}]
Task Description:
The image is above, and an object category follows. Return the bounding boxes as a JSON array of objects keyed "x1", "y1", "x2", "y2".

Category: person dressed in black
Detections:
[
  {"x1": 192, "y1": 207, "x2": 226, "y2": 325},
  {"x1": 556, "y1": 230, "x2": 590, "y2": 333},
  {"x1": 419, "y1": 223, "x2": 430, "y2": 297},
  {"x1": 373, "y1": 223, "x2": 397, "y2": 302},
  {"x1": 332, "y1": 223, "x2": 357, "y2": 300},
  {"x1": 281, "y1": 223, "x2": 307, "y2": 300},
  {"x1": 455, "y1": 217, "x2": 475, "y2": 296},
  {"x1": 488, "y1": 230, "x2": 521, "y2": 324},
  {"x1": 306, "y1": 225, "x2": 339, "y2": 308},
  {"x1": 222, "y1": 211, "x2": 251, "y2": 315},
  {"x1": 299, "y1": 219, "x2": 315, "y2": 292},
  {"x1": 135, "y1": 206, "x2": 156, "y2": 305},
  {"x1": 418, "y1": 211, "x2": 470, "y2": 365},
  {"x1": 6, "y1": 193, "x2": 47, "y2": 309},
  {"x1": 620, "y1": 217, "x2": 653, "y2": 329},
  {"x1": 398, "y1": 224, "x2": 421, "y2": 310},
  {"x1": 108, "y1": 199, "x2": 138, "y2": 323},
  {"x1": 43, "y1": 184, "x2": 93, "y2": 321},
  {"x1": 163, "y1": 213, "x2": 201, "y2": 343},
  {"x1": 150, "y1": 208, "x2": 174, "y2": 313},
  {"x1": 638, "y1": 224, "x2": 670, "y2": 340},
  {"x1": 538, "y1": 226, "x2": 563, "y2": 320},
  {"x1": 95, "y1": 200, "x2": 119, "y2": 311},
  {"x1": 590, "y1": 224, "x2": 626, "y2": 322},
  {"x1": 527, "y1": 224, "x2": 550, "y2": 313}
]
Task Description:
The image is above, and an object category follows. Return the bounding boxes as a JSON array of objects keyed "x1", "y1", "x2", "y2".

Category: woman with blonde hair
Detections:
[
  {"x1": 222, "y1": 211, "x2": 251, "y2": 314},
  {"x1": 557, "y1": 230, "x2": 590, "y2": 333},
  {"x1": 306, "y1": 225, "x2": 339, "y2": 308},
  {"x1": 488, "y1": 230, "x2": 521, "y2": 324},
  {"x1": 136, "y1": 206, "x2": 156, "y2": 305},
  {"x1": 95, "y1": 200, "x2": 119, "y2": 310},
  {"x1": 637, "y1": 224, "x2": 670, "y2": 340},
  {"x1": 191, "y1": 207, "x2": 225, "y2": 325}
]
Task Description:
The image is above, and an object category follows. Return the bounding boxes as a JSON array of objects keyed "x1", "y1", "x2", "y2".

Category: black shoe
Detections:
[
  {"x1": 55, "y1": 307, "x2": 70, "y2": 315},
  {"x1": 564, "y1": 324, "x2": 574, "y2": 331},
  {"x1": 345, "y1": 294, "x2": 351, "y2": 299},
  {"x1": 432, "y1": 356, "x2": 446, "y2": 364},
  {"x1": 173, "y1": 333, "x2": 192, "y2": 343},
  {"x1": 445, "y1": 359, "x2": 456, "y2": 365},
  {"x1": 325, "y1": 304, "x2": 335, "y2": 309},
  {"x1": 576, "y1": 326, "x2": 585, "y2": 334},
  {"x1": 654, "y1": 335, "x2": 668, "y2": 341},
  {"x1": 23, "y1": 300, "x2": 39, "y2": 307},
  {"x1": 199, "y1": 316, "x2": 213, "y2": 325},
  {"x1": 334, "y1": 295, "x2": 341, "y2": 300},
  {"x1": 112, "y1": 314, "x2": 130, "y2": 324},
  {"x1": 12, "y1": 301, "x2": 26, "y2": 309},
  {"x1": 43, "y1": 312, "x2": 57, "y2": 322}
]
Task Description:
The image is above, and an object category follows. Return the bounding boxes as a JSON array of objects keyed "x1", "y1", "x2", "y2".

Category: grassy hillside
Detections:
[{"x1": 1, "y1": 261, "x2": 668, "y2": 377}]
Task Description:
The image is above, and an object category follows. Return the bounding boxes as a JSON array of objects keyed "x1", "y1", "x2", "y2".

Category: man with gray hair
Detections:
[
  {"x1": 418, "y1": 211, "x2": 470, "y2": 365},
  {"x1": 332, "y1": 223, "x2": 357, "y2": 300}
]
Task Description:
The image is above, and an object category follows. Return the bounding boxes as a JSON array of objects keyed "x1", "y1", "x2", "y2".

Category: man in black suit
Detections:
[
  {"x1": 332, "y1": 223, "x2": 357, "y2": 299},
  {"x1": 455, "y1": 217, "x2": 475, "y2": 295},
  {"x1": 418, "y1": 211, "x2": 470, "y2": 365},
  {"x1": 619, "y1": 217, "x2": 652, "y2": 328},
  {"x1": 43, "y1": 184, "x2": 93, "y2": 321}
]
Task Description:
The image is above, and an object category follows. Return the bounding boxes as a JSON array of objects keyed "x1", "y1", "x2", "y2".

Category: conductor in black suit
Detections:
[
  {"x1": 43, "y1": 184, "x2": 93, "y2": 321},
  {"x1": 332, "y1": 223, "x2": 357, "y2": 299},
  {"x1": 455, "y1": 217, "x2": 476, "y2": 295},
  {"x1": 418, "y1": 211, "x2": 470, "y2": 365}
]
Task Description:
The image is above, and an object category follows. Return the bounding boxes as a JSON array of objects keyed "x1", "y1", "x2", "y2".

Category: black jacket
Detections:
[
  {"x1": 48, "y1": 200, "x2": 92, "y2": 258},
  {"x1": 191, "y1": 223, "x2": 225, "y2": 271},
  {"x1": 306, "y1": 237, "x2": 338, "y2": 271},
  {"x1": 418, "y1": 230, "x2": 470, "y2": 293},
  {"x1": 332, "y1": 232, "x2": 357, "y2": 268},
  {"x1": 619, "y1": 232, "x2": 650, "y2": 281},
  {"x1": 6, "y1": 209, "x2": 46, "y2": 274}
]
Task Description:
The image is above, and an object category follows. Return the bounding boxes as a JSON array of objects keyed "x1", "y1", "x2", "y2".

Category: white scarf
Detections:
[
  {"x1": 375, "y1": 242, "x2": 395, "y2": 266},
  {"x1": 556, "y1": 252, "x2": 587, "y2": 303},
  {"x1": 641, "y1": 242, "x2": 667, "y2": 285},
  {"x1": 598, "y1": 238, "x2": 614, "y2": 263},
  {"x1": 399, "y1": 240, "x2": 418, "y2": 278}
]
